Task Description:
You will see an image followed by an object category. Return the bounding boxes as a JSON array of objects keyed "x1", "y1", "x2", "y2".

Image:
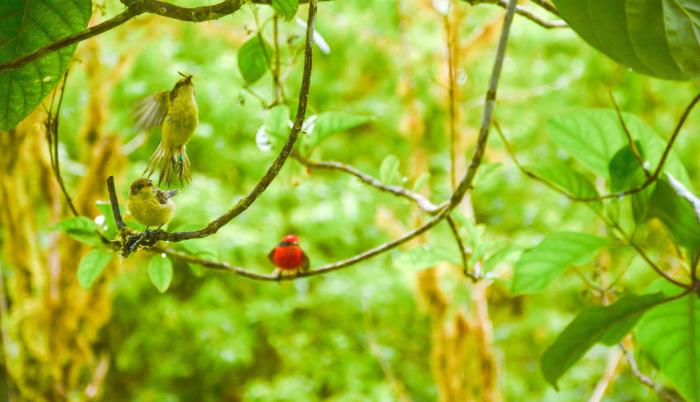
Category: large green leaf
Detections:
[
  {"x1": 148, "y1": 254, "x2": 173, "y2": 293},
  {"x1": 608, "y1": 143, "x2": 654, "y2": 223},
  {"x1": 648, "y1": 176, "x2": 700, "y2": 250},
  {"x1": 525, "y1": 161, "x2": 600, "y2": 210},
  {"x1": 237, "y1": 34, "x2": 272, "y2": 84},
  {"x1": 511, "y1": 232, "x2": 607, "y2": 295},
  {"x1": 51, "y1": 216, "x2": 103, "y2": 247},
  {"x1": 303, "y1": 112, "x2": 372, "y2": 150},
  {"x1": 541, "y1": 293, "x2": 666, "y2": 389},
  {"x1": 548, "y1": 109, "x2": 689, "y2": 183},
  {"x1": 553, "y1": 0, "x2": 700, "y2": 80},
  {"x1": 77, "y1": 249, "x2": 113, "y2": 289},
  {"x1": 637, "y1": 290, "x2": 700, "y2": 402},
  {"x1": 271, "y1": 0, "x2": 299, "y2": 20},
  {"x1": 0, "y1": 0, "x2": 92, "y2": 129}
]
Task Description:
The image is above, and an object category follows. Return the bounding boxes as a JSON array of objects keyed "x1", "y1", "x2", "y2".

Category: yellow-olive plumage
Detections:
[
  {"x1": 126, "y1": 178, "x2": 177, "y2": 228},
  {"x1": 134, "y1": 73, "x2": 198, "y2": 187}
]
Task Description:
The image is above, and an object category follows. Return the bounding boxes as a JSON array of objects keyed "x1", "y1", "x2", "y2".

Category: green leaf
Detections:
[
  {"x1": 51, "y1": 216, "x2": 102, "y2": 247},
  {"x1": 526, "y1": 161, "x2": 599, "y2": 201},
  {"x1": 148, "y1": 254, "x2": 173, "y2": 293},
  {"x1": 648, "y1": 176, "x2": 700, "y2": 250},
  {"x1": 304, "y1": 112, "x2": 372, "y2": 149},
  {"x1": 0, "y1": 0, "x2": 92, "y2": 129},
  {"x1": 238, "y1": 34, "x2": 272, "y2": 84},
  {"x1": 552, "y1": 0, "x2": 699, "y2": 80},
  {"x1": 548, "y1": 109, "x2": 689, "y2": 183},
  {"x1": 96, "y1": 201, "x2": 117, "y2": 239},
  {"x1": 77, "y1": 249, "x2": 112, "y2": 289},
  {"x1": 379, "y1": 155, "x2": 400, "y2": 185},
  {"x1": 637, "y1": 289, "x2": 700, "y2": 402},
  {"x1": 608, "y1": 143, "x2": 653, "y2": 222},
  {"x1": 393, "y1": 244, "x2": 460, "y2": 272},
  {"x1": 511, "y1": 232, "x2": 608, "y2": 295},
  {"x1": 271, "y1": 0, "x2": 299, "y2": 20},
  {"x1": 541, "y1": 293, "x2": 666, "y2": 389}
]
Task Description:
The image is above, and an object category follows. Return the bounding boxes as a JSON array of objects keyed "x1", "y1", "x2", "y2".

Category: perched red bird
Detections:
[{"x1": 268, "y1": 234, "x2": 310, "y2": 277}]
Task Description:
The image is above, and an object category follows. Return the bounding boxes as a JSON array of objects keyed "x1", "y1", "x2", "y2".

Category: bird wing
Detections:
[
  {"x1": 300, "y1": 251, "x2": 310, "y2": 272},
  {"x1": 154, "y1": 188, "x2": 176, "y2": 205},
  {"x1": 132, "y1": 91, "x2": 169, "y2": 131},
  {"x1": 267, "y1": 248, "x2": 275, "y2": 264}
]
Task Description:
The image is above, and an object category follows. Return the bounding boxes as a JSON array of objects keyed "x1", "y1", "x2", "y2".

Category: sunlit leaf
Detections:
[
  {"x1": 0, "y1": 0, "x2": 92, "y2": 129},
  {"x1": 548, "y1": 109, "x2": 689, "y2": 183},
  {"x1": 238, "y1": 34, "x2": 272, "y2": 84},
  {"x1": 648, "y1": 176, "x2": 700, "y2": 250},
  {"x1": 271, "y1": 0, "x2": 299, "y2": 20},
  {"x1": 304, "y1": 112, "x2": 372, "y2": 150},
  {"x1": 148, "y1": 254, "x2": 174, "y2": 293},
  {"x1": 637, "y1": 288, "x2": 700, "y2": 402},
  {"x1": 552, "y1": 0, "x2": 700, "y2": 80},
  {"x1": 541, "y1": 293, "x2": 666, "y2": 389},
  {"x1": 511, "y1": 232, "x2": 608, "y2": 295},
  {"x1": 77, "y1": 249, "x2": 112, "y2": 289},
  {"x1": 51, "y1": 216, "x2": 102, "y2": 247}
]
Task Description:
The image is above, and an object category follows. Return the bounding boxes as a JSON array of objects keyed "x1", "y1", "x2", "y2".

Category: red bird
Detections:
[{"x1": 268, "y1": 234, "x2": 310, "y2": 277}]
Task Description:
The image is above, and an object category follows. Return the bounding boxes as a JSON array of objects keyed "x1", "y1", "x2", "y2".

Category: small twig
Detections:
[
  {"x1": 530, "y1": 0, "x2": 560, "y2": 16},
  {"x1": 45, "y1": 71, "x2": 80, "y2": 217},
  {"x1": 297, "y1": 155, "x2": 442, "y2": 213},
  {"x1": 443, "y1": 12, "x2": 459, "y2": 189},
  {"x1": 493, "y1": 92, "x2": 700, "y2": 201},
  {"x1": 450, "y1": 0, "x2": 517, "y2": 207},
  {"x1": 0, "y1": 0, "x2": 326, "y2": 72},
  {"x1": 106, "y1": 176, "x2": 126, "y2": 233},
  {"x1": 446, "y1": 215, "x2": 477, "y2": 281},
  {"x1": 149, "y1": 0, "x2": 318, "y2": 244},
  {"x1": 609, "y1": 91, "x2": 650, "y2": 178},
  {"x1": 465, "y1": 0, "x2": 567, "y2": 29},
  {"x1": 588, "y1": 347, "x2": 623, "y2": 402},
  {"x1": 620, "y1": 345, "x2": 683, "y2": 402},
  {"x1": 495, "y1": 122, "x2": 690, "y2": 289}
]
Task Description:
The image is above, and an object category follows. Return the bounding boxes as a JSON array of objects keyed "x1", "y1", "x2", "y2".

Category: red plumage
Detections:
[{"x1": 268, "y1": 234, "x2": 310, "y2": 274}]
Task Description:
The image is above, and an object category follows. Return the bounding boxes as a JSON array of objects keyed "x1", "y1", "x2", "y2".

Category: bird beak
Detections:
[{"x1": 178, "y1": 71, "x2": 193, "y2": 85}]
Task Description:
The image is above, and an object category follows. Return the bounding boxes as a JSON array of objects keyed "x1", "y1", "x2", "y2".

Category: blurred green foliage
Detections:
[{"x1": 25, "y1": 0, "x2": 700, "y2": 400}]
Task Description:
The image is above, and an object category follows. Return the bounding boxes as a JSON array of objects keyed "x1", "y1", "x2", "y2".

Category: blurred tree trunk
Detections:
[{"x1": 0, "y1": 20, "x2": 130, "y2": 399}]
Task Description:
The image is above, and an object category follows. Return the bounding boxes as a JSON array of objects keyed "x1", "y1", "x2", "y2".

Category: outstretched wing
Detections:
[
  {"x1": 154, "y1": 189, "x2": 177, "y2": 205},
  {"x1": 132, "y1": 91, "x2": 169, "y2": 131}
]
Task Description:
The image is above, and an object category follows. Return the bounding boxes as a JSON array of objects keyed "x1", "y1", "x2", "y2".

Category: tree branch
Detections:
[
  {"x1": 465, "y1": 0, "x2": 567, "y2": 29},
  {"x1": 151, "y1": 0, "x2": 519, "y2": 281},
  {"x1": 0, "y1": 0, "x2": 326, "y2": 72},
  {"x1": 147, "y1": 0, "x2": 318, "y2": 244},
  {"x1": 494, "y1": 91, "x2": 700, "y2": 202},
  {"x1": 620, "y1": 344, "x2": 683, "y2": 402},
  {"x1": 296, "y1": 155, "x2": 442, "y2": 213}
]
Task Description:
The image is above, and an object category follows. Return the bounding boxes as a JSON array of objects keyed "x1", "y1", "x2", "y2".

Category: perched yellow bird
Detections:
[
  {"x1": 126, "y1": 178, "x2": 177, "y2": 229},
  {"x1": 134, "y1": 72, "x2": 198, "y2": 187}
]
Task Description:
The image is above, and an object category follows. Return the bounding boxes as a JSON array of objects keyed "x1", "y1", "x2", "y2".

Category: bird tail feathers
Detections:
[{"x1": 144, "y1": 142, "x2": 191, "y2": 187}]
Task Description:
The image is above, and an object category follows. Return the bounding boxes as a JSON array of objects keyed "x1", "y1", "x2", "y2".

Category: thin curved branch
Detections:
[
  {"x1": 148, "y1": 0, "x2": 318, "y2": 244},
  {"x1": 465, "y1": 0, "x2": 567, "y2": 29},
  {"x1": 0, "y1": 0, "x2": 325, "y2": 72},
  {"x1": 151, "y1": 0, "x2": 519, "y2": 281},
  {"x1": 161, "y1": 209, "x2": 449, "y2": 281},
  {"x1": 297, "y1": 155, "x2": 442, "y2": 213},
  {"x1": 495, "y1": 92, "x2": 700, "y2": 202},
  {"x1": 446, "y1": 215, "x2": 477, "y2": 281},
  {"x1": 495, "y1": 122, "x2": 690, "y2": 288}
]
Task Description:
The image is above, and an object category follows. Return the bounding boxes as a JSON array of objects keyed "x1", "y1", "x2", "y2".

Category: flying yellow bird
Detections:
[
  {"x1": 134, "y1": 72, "x2": 198, "y2": 187},
  {"x1": 126, "y1": 178, "x2": 177, "y2": 229}
]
